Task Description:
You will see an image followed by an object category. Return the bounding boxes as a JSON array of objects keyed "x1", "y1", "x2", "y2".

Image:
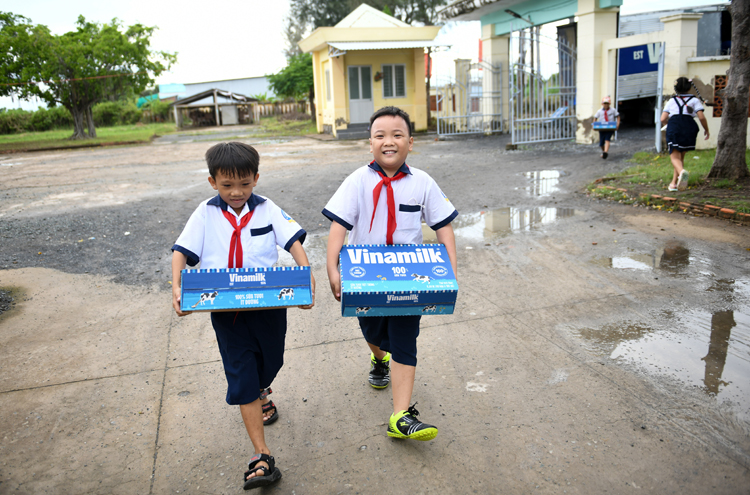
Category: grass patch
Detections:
[
  {"x1": 0, "y1": 123, "x2": 178, "y2": 152},
  {"x1": 588, "y1": 149, "x2": 750, "y2": 214}
]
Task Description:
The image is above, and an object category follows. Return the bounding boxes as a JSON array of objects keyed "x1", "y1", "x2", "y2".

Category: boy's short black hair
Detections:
[
  {"x1": 674, "y1": 77, "x2": 692, "y2": 94},
  {"x1": 205, "y1": 142, "x2": 259, "y2": 178},
  {"x1": 369, "y1": 106, "x2": 412, "y2": 137}
]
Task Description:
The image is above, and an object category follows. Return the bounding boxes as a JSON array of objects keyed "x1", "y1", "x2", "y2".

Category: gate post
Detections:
[
  {"x1": 575, "y1": 0, "x2": 619, "y2": 144},
  {"x1": 482, "y1": 27, "x2": 510, "y2": 132}
]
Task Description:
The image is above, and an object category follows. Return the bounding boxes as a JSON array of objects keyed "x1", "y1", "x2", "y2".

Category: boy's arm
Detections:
[
  {"x1": 171, "y1": 251, "x2": 191, "y2": 317},
  {"x1": 326, "y1": 221, "x2": 348, "y2": 302},
  {"x1": 660, "y1": 111, "x2": 670, "y2": 126},
  {"x1": 288, "y1": 240, "x2": 315, "y2": 309},
  {"x1": 435, "y1": 223, "x2": 457, "y2": 278}
]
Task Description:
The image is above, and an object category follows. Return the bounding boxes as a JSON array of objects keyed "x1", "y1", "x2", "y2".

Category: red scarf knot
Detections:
[
  {"x1": 369, "y1": 165, "x2": 407, "y2": 245},
  {"x1": 221, "y1": 208, "x2": 253, "y2": 268}
]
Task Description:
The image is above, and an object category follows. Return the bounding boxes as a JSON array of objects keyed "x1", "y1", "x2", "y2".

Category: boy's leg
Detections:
[
  {"x1": 367, "y1": 341, "x2": 387, "y2": 360},
  {"x1": 240, "y1": 400, "x2": 270, "y2": 462},
  {"x1": 391, "y1": 360, "x2": 415, "y2": 414},
  {"x1": 603, "y1": 139, "x2": 610, "y2": 153}
]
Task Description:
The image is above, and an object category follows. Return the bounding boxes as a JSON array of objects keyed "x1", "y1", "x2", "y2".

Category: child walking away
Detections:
[
  {"x1": 323, "y1": 106, "x2": 458, "y2": 441},
  {"x1": 661, "y1": 77, "x2": 710, "y2": 191},
  {"x1": 171, "y1": 142, "x2": 315, "y2": 490},
  {"x1": 593, "y1": 96, "x2": 620, "y2": 159}
]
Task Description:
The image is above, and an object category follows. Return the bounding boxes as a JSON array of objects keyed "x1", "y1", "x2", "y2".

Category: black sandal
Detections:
[
  {"x1": 243, "y1": 453, "x2": 282, "y2": 490},
  {"x1": 260, "y1": 388, "x2": 279, "y2": 426}
]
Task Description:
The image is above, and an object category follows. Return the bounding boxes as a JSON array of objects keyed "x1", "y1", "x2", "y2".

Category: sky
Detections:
[{"x1": 0, "y1": 0, "x2": 728, "y2": 110}]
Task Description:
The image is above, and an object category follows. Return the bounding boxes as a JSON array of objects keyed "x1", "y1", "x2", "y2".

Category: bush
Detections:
[
  {"x1": 119, "y1": 102, "x2": 142, "y2": 125},
  {"x1": 47, "y1": 106, "x2": 73, "y2": 128},
  {"x1": 92, "y1": 100, "x2": 142, "y2": 127},
  {"x1": 141, "y1": 99, "x2": 171, "y2": 123},
  {"x1": 0, "y1": 109, "x2": 32, "y2": 134},
  {"x1": 92, "y1": 101, "x2": 122, "y2": 126}
]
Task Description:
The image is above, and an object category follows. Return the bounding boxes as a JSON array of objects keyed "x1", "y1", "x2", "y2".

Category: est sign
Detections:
[{"x1": 618, "y1": 43, "x2": 660, "y2": 76}]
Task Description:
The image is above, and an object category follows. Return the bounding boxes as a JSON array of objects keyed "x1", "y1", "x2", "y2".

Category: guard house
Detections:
[{"x1": 299, "y1": 4, "x2": 442, "y2": 139}]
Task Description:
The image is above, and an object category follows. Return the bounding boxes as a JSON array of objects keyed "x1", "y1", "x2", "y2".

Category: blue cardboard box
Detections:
[
  {"x1": 180, "y1": 266, "x2": 312, "y2": 312},
  {"x1": 339, "y1": 244, "x2": 458, "y2": 317},
  {"x1": 592, "y1": 122, "x2": 617, "y2": 130}
]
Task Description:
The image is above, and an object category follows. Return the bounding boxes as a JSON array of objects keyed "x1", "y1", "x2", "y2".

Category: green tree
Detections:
[
  {"x1": 268, "y1": 52, "x2": 314, "y2": 101},
  {"x1": 0, "y1": 13, "x2": 175, "y2": 139}
]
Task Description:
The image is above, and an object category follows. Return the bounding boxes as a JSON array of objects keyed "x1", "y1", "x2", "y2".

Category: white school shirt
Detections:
[
  {"x1": 172, "y1": 193, "x2": 306, "y2": 269},
  {"x1": 594, "y1": 107, "x2": 619, "y2": 123},
  {"x1": 663, "y1": 95, "x2": 704, "y2": 118},
  {"x1": 322, "y1": 162, "x2": 458, "y2": 245}
]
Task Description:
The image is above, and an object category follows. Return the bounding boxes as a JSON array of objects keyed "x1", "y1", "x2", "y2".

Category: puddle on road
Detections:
[
  {"x1": 421, "y1": 207, "x2": 582, "y2": 242},
  {"x1": 574, "y1": 278, "x2": 750, "y2": 415},
  {"x1": 590, "y1": 241, "x2": 705, "y2": 275},
  {"x1": 521, "y1": 170, "x2": 566, "y2": 197}
]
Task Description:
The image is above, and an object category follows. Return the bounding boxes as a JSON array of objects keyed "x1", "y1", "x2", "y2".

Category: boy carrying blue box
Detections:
[
  {"x1": 323, "y1": 106, "x2": 458, "y2": 441},
  {"x1": 171, "y1": 142, "x2": 315, "y2": 490},
  {"x1": 594, "y1": 96, "x2": 620, "y2": 159}
]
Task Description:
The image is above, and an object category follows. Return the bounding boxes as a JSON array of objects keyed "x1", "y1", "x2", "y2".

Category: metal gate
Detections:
[
  {"x1": 435, "y1": 59, "x2": 503, "y2": 137},
  {"x1": 510, "y1": 30, "x2": 577, "y2": 144}
]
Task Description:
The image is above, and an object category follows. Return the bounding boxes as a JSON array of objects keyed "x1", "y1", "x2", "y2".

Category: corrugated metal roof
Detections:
[{"x1": 328, "y1": 40, "x2": 449, "y2": 50}]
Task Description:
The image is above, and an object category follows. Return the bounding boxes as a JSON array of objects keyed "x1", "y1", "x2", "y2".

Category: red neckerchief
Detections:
[
  {"x1": 604, "y1": 108, "x2": 609, "y2": 122},
  {"x1": 221, "y1": 208, "x2": 254, "y2": 268},
  {"x1": 369, "y1": 162, "x2": 408, "y2": 245}
]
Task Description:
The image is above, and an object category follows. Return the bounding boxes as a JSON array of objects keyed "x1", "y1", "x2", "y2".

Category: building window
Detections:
[
  {"x1": 382, "y1": 64, "x2": 406, "y2": 98},
  {"x1": 325, "y1": 68, "x2": 331, "y2": 102}
]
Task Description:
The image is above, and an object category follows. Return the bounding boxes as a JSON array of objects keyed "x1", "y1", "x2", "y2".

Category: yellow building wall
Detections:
[{"x1": 311, "y1": 47, "x2": 428, "y2": 136}]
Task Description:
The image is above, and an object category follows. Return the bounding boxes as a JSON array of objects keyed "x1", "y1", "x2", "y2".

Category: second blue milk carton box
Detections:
[
  {"x1": 339, "y1": 244, "x2": 458, "y2": 317},
  {"x1": 180, "y1": 266, "x2": 312, "y2": 313}
]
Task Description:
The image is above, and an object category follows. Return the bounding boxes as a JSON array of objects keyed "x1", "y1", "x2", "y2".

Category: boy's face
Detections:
[
  {"x1": 208, "y1": 170, "x2": 259, "y2": 215},
  {"x1": 369, "y1": 115, "x2": 413, "y2": 176}
]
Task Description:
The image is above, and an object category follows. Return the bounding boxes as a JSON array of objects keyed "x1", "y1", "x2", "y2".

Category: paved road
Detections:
[{"x1": 1, "y1": 127, "x2": 748, "y2": 494}]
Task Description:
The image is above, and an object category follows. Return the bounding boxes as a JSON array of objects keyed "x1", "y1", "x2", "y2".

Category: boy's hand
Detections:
[
  {"x1": 172, "y1": 285, "x2": 191, "y2": 317},
  {"x1": 328, "y1": 269, "x2": 342, "y2": 302},
  {"x1": 299, "y1": 272, "x2": 316, "y2": 310}
]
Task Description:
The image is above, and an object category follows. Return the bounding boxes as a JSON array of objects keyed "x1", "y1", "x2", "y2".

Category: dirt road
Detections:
[{"x1": 1, "y1": 127, "x2": 748, "y2": 494}]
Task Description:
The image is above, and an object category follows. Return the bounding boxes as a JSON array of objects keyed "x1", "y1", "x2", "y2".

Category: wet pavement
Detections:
[{"x1": 1, "y1": 127, "x2": 749, "y2": 494}]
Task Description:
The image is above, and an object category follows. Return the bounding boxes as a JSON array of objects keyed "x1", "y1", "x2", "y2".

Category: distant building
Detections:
[{"x1": 181, "y1": 76, "x2": 274, "y2": 102}]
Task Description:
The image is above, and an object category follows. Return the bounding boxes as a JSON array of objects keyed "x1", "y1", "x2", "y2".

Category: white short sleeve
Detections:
[
  {"x1": 322, "y1": 172, "x2": 361, "y2": 230},
  {"x1": 421, "y1": 172, "x2": 458, "y2": 230},
  {"x1": 266, "y1": 198, "x2": 307, "y2": 250},
  {"x1": 173, "y1": 201, "x2": 208, "y2": 266}
]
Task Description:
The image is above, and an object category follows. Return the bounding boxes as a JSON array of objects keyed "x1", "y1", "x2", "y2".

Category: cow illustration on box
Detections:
[
  {"x1": 191, "y1": 291, "x2": 218, "y2": 308},
  {"x1": 412, "y1": 273, "x2": 433, "y2": 283},
  {"x1": 356, "y1": 306, "x2": 371, "y2": 314},
  {"x1": 278, "y1": 288, "x2": 294, "y2": 300},
  {"x1": 422, "y1": 305, "x2": 437, "y2": 313}
]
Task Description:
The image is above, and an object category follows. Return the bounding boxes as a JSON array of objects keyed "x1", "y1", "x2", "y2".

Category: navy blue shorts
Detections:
[
  {"x1": 211, "y1": 309, "x2": 287, "y2": 405},
  {"x1": 358, "y1": 315, "x2": 421, "y2": 366},
  {"x1": 599, "y1": 131, "x2": 614, "y2": 147}
]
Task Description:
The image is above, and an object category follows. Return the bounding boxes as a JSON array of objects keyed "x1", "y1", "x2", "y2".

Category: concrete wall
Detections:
[{"x1": 685, "y1": 56, "x2": 750, "y2": 150}]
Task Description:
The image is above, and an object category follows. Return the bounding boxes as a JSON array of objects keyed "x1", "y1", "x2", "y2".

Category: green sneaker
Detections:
[
  {"x1": 369, "y1": 352, "x2": 391, "y2": 389},
  {"x1": 387, "y1": 404, "x2": 438, "y2": 441}
]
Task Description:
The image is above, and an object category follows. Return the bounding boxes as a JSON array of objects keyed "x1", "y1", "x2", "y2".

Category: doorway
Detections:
[{"x1": 348, "y1": 66, "x2": 374, "y2": 124}]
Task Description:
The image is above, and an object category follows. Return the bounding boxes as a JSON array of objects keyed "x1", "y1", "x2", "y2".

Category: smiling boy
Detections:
[
  {"x1": 323, "y1": 107, "x2": 458, "y2": 441},
  {"x1": 171, "y1": 142, "x2": 314, "y2": 490}
]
